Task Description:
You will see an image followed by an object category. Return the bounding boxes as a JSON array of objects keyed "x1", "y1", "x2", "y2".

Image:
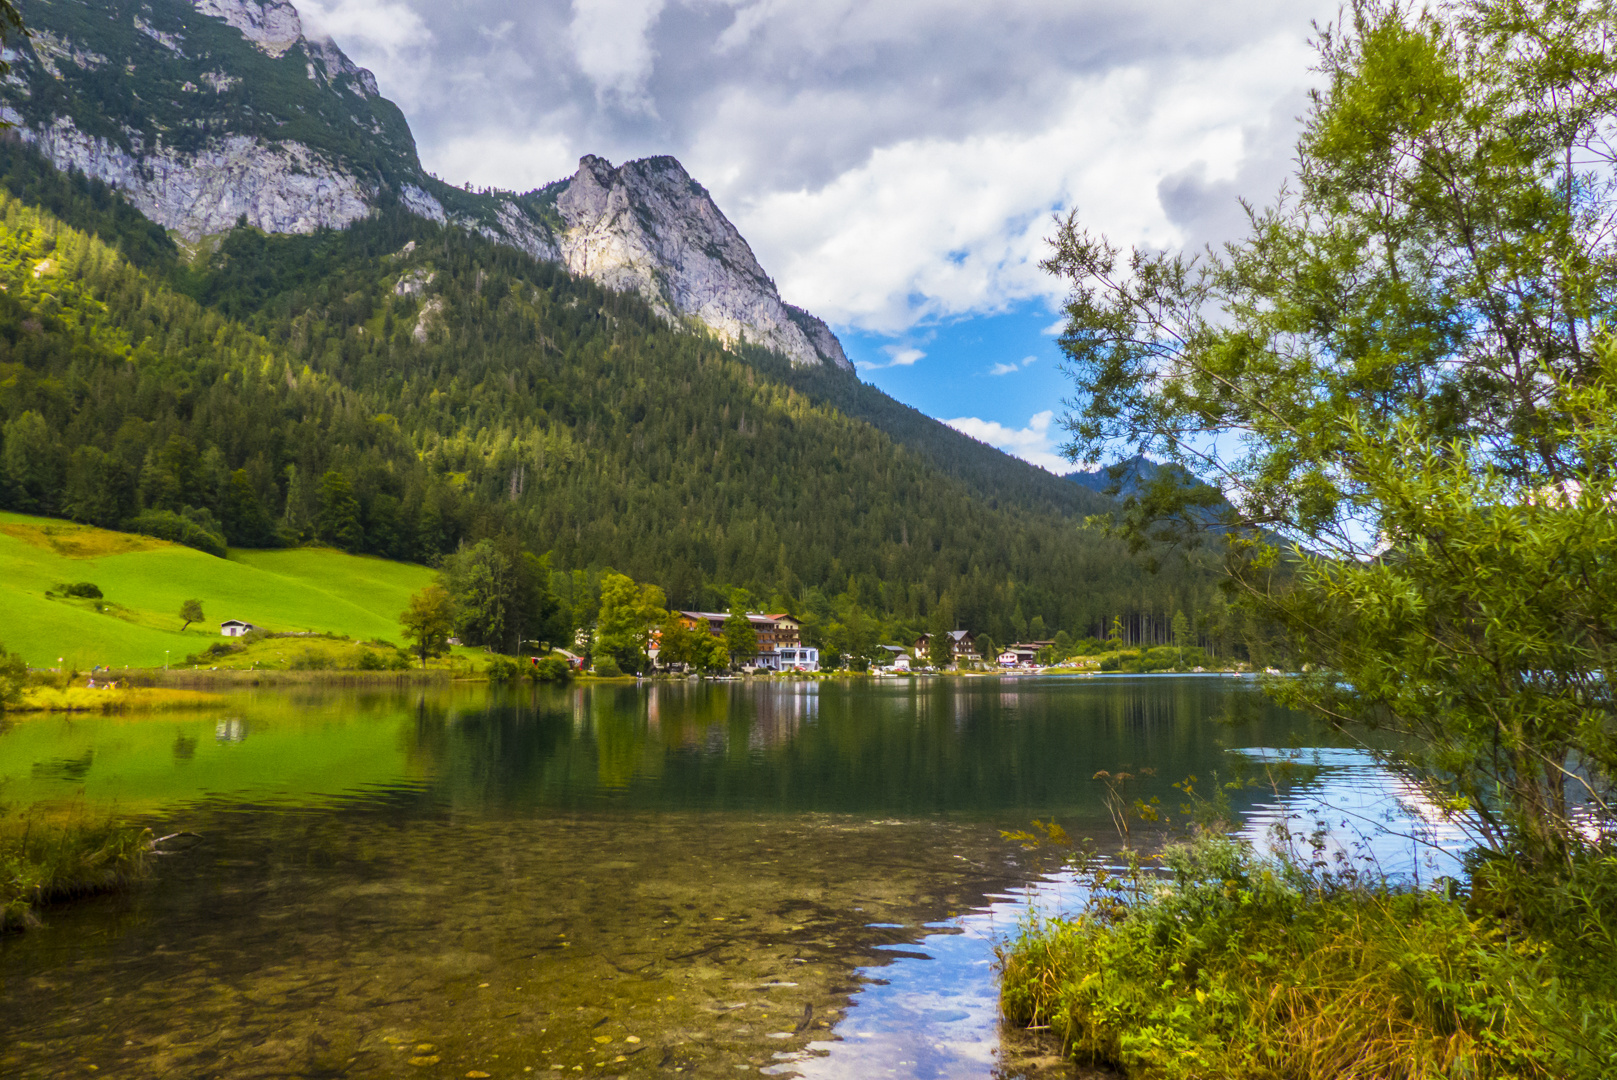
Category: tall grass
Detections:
[
  {"x1": 1000, "y1": 832, "x2": 1617, "y2": 1079},
  {"x1": 0, "y1": 808, "x2": 150, "y2": 930}
]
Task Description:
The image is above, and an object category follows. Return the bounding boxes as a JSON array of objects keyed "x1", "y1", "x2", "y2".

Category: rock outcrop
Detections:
[
  {"x1": 0, "y1": 0, "x2": 851, "y2": 371},
  {"x1": 551, "y1": 156, "x2": 850, "y2": 370},
  {"x1": 18, "y1": 117, "x2": 373, "y2": 238}
]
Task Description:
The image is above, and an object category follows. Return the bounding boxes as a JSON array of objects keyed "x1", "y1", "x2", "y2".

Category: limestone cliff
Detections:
[
  {"x1": 548, "y1": 156, "x2": 850, "y2": 370},
  {"x1": 0, "y1": 0, "x2": 850, "y2": 370}
]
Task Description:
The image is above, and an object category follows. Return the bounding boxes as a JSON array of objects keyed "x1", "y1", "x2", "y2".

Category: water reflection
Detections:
[
  {"x1": 1236, "y1": 747, "x2": 1471, "y2": 883},
  {"x1": 2, "y1": 676, "x2": 1358, "y2": 1080}
]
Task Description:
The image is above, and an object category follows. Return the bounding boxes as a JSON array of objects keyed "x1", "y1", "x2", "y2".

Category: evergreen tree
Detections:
[{"x1": 315, "y1": 470, "x2": 362, "y2": 552}]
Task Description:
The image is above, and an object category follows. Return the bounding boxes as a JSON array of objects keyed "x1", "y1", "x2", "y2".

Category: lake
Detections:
[{"x1": 0, "y1": 675, "x2": 1450, "y2": 1079}]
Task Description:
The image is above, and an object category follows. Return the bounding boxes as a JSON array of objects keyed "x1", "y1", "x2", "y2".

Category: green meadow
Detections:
[{"x1": 0, "y1": 512, "x2": 435, "y2": 669}]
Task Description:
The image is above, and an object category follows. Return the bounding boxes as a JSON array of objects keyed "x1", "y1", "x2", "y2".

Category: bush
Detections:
[
  {"x1": 355, "y1": 650, "x2": 387, "y2": 671},
  {"x1": 1000, "y1": 832, "x2": 1615, "y2": 1079},
  {"x1": 485, "y1": 655, "x2": 522, "y2": 681},
  {"x1": 124, "y1": 509, "x2": 226, "y2": 557},
  {"x1": 287, "y1": 649, "x2": 333, "y2": 671},
  {"x1": 55, "y1": 582, "x2": 102, "y2": 599},
  {"x1": 592, "y1": 655, "x2": 623, "y2": 678},
  {"x1": 530, "y1": 656, "x2": 572, "y2": 683},
  {"x1": 184, "y1": 641, "x2": 242, "y2": 665}
]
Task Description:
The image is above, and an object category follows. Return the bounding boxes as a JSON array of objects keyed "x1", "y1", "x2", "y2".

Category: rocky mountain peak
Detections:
[
  {"x1": 0, "y1": 0, "x2": 851, "y2": 371},
  {"x1": 551, "y1": 154, "x2": 849, "y2": 370}
]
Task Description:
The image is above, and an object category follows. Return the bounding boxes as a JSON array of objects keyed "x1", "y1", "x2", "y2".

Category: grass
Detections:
[
  {"x1": 999, "y1": 832, "x2": 1617, "y2": 1080},
  {"x1": 15, "y1": 686, "x2": 226, "y2": 713},
  {"x1": 0, "y1": 511, "x2": 438, "y2": 669},
  {"x1": 0, "y1": 805, "x2": 150, "y2": 931}
]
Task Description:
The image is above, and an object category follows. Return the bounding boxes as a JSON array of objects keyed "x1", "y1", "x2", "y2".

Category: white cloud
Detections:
[
  {"x1": 429, "y1": 129, "x2": 580, "y2": 191},
  {"x1": 1042, "y1": 318, "x2": 1065, "y2": 336},
  {"x1": 569, "y1": 0, "x2": 667, "y2": 110},
  {"x1": 989, "y1": 355, "x2": 1038, "y2": 376},
  {"x1": 732, "y1": 34, "x2": 1316, "y2": 332},
  {"x1": 945, "y1": 410, "x2": 1071, "y2": 474},
  {"x1": 312, "y1": 0, "x2": 1333, "y2": 329},
  {"x1": 857, "y1": 343, "x2": 925, "y2": 371}
]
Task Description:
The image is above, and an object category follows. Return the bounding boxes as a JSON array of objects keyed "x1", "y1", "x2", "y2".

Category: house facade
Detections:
[
  {"x1": 220, "y1": 620, "x2": 259, "y2": 637},
  {"x1": 913, "y1": 629, "x2": 977, "y2": 663},
  {"x1": 675, "y1": 611, "x2": 807, "y2": 669}
]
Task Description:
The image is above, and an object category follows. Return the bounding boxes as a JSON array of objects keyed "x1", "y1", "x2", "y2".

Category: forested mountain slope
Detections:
[
  {"x1": 0, "y1": 154, "x2": 1231, "y2": 648},
  {"x1": 0, "y1": 0, "x2": 849, "y2": 368}
]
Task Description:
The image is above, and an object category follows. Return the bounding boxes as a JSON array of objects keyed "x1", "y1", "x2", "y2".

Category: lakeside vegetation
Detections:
[
  {"x1": 0, "y1": 807, "x2": 149, "y2": 931},
  {"x1": 1001, "y1": 829, "x2": 1616, "y2": 1079},
  {"x1": 1009, "y1": 0, "x2": 1617, "y2": 1074}
]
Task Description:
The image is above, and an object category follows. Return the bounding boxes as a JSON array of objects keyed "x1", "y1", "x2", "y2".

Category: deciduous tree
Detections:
[
  {"x1": 1048, "y1": 0, "x2": 1617, "y2": 868},
  {"x1": 400, "y1": 584, "x2": 455, "y2": 669}
]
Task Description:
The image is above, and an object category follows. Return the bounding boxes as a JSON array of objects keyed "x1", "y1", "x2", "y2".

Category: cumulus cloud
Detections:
[
  {"x1": 989, "y1": 356, "x2": 1038, "y2": 376},
  {"x1": 310, "y1": 0, "x2": 1335, "y2": 333},
  {"x1": 945, "y1": 410, "x2": 1070, "y2": 474},
  {"x1": 858, "y1": 344, "x2": 926, "y2": 371},
  {"x1": 569, "y1": 0, "x2": 667, "y2": 110}
]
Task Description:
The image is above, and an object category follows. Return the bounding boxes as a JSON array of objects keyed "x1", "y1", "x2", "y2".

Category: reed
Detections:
[
  {"x1": 999, "y1": 832, "x2": 1617, "y2": 1079},
  {"x1": 0, "y1": 809, "x2": 151, "y2": 930}
]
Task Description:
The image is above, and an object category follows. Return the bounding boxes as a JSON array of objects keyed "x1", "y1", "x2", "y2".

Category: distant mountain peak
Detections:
[{"x1": 0, "y1": 0, "x2": 852, "y2": 371}]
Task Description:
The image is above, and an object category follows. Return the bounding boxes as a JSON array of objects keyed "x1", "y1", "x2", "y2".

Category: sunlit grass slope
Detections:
[{"x1": 0, "y1": 512, "x2": 434, "y2": 668}]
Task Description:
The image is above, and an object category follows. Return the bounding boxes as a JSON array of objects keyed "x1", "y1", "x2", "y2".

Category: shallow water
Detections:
[{"x1": 0, "y1": 675, "x2": 1383, "y2": 1078}]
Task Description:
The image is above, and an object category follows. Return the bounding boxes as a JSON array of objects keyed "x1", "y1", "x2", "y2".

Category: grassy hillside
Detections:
[{"x1": 0, "y1": 512, "x2": 433, "y2": 668}]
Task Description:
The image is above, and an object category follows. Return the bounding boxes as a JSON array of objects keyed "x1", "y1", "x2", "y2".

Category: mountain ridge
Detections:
[{"x1": 1, "y1": 0, "x2": 849, "y2": 368}]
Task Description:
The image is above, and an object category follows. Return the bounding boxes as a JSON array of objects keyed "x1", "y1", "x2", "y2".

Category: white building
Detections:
[
  {"x1": 220, "y1": 620, "x2": 259, "y2": 637},
  {"x1": 773, "y1": 646, "x2": 820, "y2": 672}
]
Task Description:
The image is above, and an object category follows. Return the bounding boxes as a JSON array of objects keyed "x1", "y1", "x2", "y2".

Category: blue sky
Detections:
[
  {"x1": 841, "y1": 300, "x2": 1076, "y2": 472},
  {"x1": 303, "y1": 0, "x2": 1333, "y2": 473}
]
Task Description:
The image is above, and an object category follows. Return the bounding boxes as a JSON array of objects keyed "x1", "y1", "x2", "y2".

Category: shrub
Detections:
[
  {"x1": 184, "y1": 641, "x2": 242, "y2": 665},
  {"x1": 287, "y1": 649, "x2": 333, "y2": 671},
  {"x1": 530, "y1": 656, "x2": 572, "y2": 683},
  {"x1": 1000, "y1": 831, "x2": 1614, "y2": 1079},
  {"x1": 55, "y1": 582, "x2": 102, "y2": 599},
  {"x1": 592, "y1": 655, "x2": 623, "y2": 678},
  {"x1": 1, "y1": 812, "x2": 150, "y2": 931},
  {"x1": 355, "y1": 650, "x2": 386, "y2": 671},
  {"x1": 485, "y1": 655, "x2": 522, "y2": 682},
  {"x1": 124, "y1": 509, "x2": 226, "y2": 557}
]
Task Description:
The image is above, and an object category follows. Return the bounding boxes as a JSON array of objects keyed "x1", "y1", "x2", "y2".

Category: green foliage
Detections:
[
  {"x1": 654, "y1": 612, "x2": 726, "y2": 672},
  {"x1": 1001, "y1": 831, "x2": 1617, "y2": 1079},
  {"x1": 315, "y1": 471, "x2": 362, "y2": 552},
  {"x1": 594, "y1": 571, "x2": 666, "y2": 673},
  {"x1": 928, "y1": 599, "x2": 956, "y2": 668},
  {"x1": 0, "y1": 809, "x2": 150, "y2": 932},
  {"x1": 287, "y1": 649, "x2": 334, "y2": 671},
  {"x1": 440, "y1": 538, "x2": 562, "y2": 655},
  {"x1": 55, "y1": 582, "x2": 101, "y2": 599},
  {"x1": 484, "y1": 655, "x2": 523, "y2": 682},
  {"x1": 125, "y1": 509, "x2": 226, "y2": 558},
  {"x1": 399, "y1": 584, "x2": 455, "y2": 669},
  {"x1": 592, "y1": 655, "x2": 623, "y2": 678},
  {"x1": 723, "y1": 604, "x2": 758, "y2": 666},
  {"x1": 178, "y1": 598, "x2": 204, "y2": 631},
  {"x1": 1047, "y1": 0, "x2": 1617, "y2": 866},
  {"x1": 0, "y1": 640, "x2": 24, "y2": 709},
  {"x1": 529, "y1": 656, "x2": 573, "y2": 683}
]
